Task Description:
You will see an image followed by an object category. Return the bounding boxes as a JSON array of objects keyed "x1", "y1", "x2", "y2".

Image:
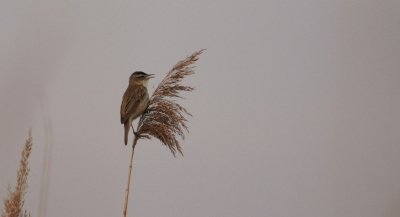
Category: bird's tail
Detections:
[{"x1": 124, "y1": 121, "x2": 130, "y2": 145}]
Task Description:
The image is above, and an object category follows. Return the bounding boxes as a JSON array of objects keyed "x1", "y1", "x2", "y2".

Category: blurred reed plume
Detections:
[
  {"x1": 1, "y1": 129, "x2": 32, "y2": 217},
  {"x1": 136, "y1": 49, "x2": 205, "y2": 156},
  {"x1": 123, "y1": 49, "x2": 204, "y2": 217}
]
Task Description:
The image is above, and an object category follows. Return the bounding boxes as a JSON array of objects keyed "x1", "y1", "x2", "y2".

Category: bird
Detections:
[{"x1": 120, "y1": 71, "x2": 154, "y2": 145}]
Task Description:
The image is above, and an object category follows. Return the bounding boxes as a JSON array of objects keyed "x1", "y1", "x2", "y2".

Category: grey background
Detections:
[{"x1": 1, "y1": 1, "x2": 400, "y2": 217}]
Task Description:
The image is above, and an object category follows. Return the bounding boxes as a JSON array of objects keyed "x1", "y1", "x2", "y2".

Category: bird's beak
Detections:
[{"x1": 146, "y1": 74, "x2": 154, "y2": 79}]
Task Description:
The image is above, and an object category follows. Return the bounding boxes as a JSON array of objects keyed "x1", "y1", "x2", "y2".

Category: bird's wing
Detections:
[{"x1": 120, "y1": 85, "x2": 146, "y2": 123}]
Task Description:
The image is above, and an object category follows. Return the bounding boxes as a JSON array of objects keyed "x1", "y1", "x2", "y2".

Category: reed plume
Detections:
[
  {"x1": 1, "y1": 129, "x2": 32, "y2": 217},
  {"x1": 136, "y1": 49, "x2": 205, "y2": 156},
  {"x1": 123, "y1": 49, "x2": 204, "y2": 217}
]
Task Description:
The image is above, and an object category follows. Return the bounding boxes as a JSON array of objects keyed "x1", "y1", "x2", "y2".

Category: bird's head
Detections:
[{"x1": 129, "y1": 71, "x2": 154, "y2": 86}]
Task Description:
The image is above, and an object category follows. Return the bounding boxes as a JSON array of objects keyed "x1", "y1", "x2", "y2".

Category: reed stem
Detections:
[{"x1": 123, "y1": 136, "x2": 138, "y2": 217}]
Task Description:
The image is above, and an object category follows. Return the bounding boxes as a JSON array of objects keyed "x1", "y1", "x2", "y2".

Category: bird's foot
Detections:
[
  {"x1": 131, "y1": 125, "x2": 142, "y2": 139},
  {"x1": 133, "y1": 130, "x2": 142, "y2": 138}
]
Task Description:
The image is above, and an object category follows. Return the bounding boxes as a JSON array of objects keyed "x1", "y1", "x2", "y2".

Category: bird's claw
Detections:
[{"x1": 133, "y1": 131, "x2": 142, "y2": 138}]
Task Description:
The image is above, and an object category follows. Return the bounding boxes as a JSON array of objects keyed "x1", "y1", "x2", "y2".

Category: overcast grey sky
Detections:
[{"x1": 1, "y1": 1, "x2": 400, "y2": 217}]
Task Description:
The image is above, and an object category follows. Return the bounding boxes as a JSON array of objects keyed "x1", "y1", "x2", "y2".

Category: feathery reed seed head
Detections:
[
  {"x1": 136, "y1": 49, "x2": 205, "y2": 156},
  {"x1": 1, "y1": 129, "x2": 32, "y2": 217}
]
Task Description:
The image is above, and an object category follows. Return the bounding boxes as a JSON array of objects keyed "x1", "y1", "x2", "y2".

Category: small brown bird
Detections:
[{"x1": 120, "y1": 71, "x2": 154, "y2": 145}]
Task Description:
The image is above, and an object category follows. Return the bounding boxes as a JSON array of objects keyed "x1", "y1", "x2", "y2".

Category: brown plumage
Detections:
[{"x1": 120, "y1": 71, "x2": 153, "y2": 145}]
